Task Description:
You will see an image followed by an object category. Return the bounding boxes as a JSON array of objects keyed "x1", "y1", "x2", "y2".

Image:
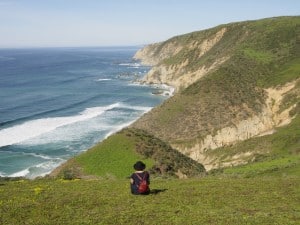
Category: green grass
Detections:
[
  {"x1": 1, "y1": 177, "x2": 300, "y2": 225},
  {"x1": 242, "y1": 48, "x2": 274, "y2": 64},
  {"x1": 63, "y1": 132, "x2": 154, "y2": 179},
  {"x1": 3, "y1": 112, "x2": 297, "y2": 224},
  {"x1": 56, "y1": 128, "x2": 205, "y2": 179},
  {"x1": 257, "y1": 58, "x2": 300, "y2": 88},
  {"x1": 222, "y1": 156, "x2": 300, "y2": 177}
]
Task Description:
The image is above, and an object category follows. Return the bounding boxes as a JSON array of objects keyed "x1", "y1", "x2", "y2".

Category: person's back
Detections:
[{"x1": 130, "y1": 161, "x2": 150, "y2": 195}]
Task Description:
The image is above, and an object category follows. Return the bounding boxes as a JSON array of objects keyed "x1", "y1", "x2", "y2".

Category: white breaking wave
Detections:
[
  {"x1": 119, "y1": 62, "x2": 141, "y2": 68},
  {"x1": 104, "y1": 119, "x2": 138, "y2": 139},
  {"x1": 0, "y1": 102, "x2": 153, "y2": 179},
  {"x1": 9, "y1": 159, "x2": 64, "y2": 179},
  {"x1": 96, "y1": 78, "x2": 112, "y2": 82},
  {"x1": 101, "y1": 104, "x2": 153, "y2": 139},
  {"x1": 9, "y1": 168, "x2": 30, "y2": 177},
  {"x1": 0, "y1": 103, "x2": 121, "y2": 147},
  {"x1": 22, "y1": 152, "x2": 61, "y2": 161},
  {"x1": 118, "y1": 103, "x2": 152, "y2": 113}
]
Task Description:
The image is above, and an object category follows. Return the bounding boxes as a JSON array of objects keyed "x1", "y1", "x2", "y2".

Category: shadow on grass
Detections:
[{"x1": 150, "y1": 189, "x2": 168, "y2": 195}]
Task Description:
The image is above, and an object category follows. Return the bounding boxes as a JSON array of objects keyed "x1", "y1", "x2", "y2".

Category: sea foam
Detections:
[
  {"x1": 1, "y1": 102, "x2": 152, "y2": 178},
  {"x1": 119, "y1": 62, "x2": 141, "y2": 67},
  {"x1": 0, "y1": 103, "x2": 121, "y2": 147},
  {"x1": 8, "y1": 158, "x2": 64, "y2": 178},
  {"x1": 96, "y1": 78, "x2": 112, "y2": 82}
]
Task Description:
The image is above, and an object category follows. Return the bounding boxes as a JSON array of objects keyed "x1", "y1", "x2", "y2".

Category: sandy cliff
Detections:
[
  {"x1": 134, "y1": 28, "x2": 229, "y2": 91},
  {"x1": 174, "y1": 80, "x2": 298, "y2": 170}
]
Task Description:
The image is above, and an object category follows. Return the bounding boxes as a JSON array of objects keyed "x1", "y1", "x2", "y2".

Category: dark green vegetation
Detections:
[
  {"x1": 1, "y1": 16, "x2": 300, "y2": 225},
  {"x1": 1, "y1": 177, "x2": 299, "y2": 225}
]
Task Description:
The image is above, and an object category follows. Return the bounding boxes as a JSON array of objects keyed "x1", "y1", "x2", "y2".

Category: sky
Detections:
[{"x1": 0, "y1": 0, "x2": 299, "y2": 48}]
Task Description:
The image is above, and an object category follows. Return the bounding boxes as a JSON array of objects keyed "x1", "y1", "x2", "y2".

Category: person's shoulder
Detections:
[{"x1": 143, "y1": 171, "x2": 150, "y2": 176}]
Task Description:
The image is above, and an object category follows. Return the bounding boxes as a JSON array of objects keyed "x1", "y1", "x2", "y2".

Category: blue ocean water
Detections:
[{"x1": 0, "y1": 47, "x2": 168, "y2": 178}]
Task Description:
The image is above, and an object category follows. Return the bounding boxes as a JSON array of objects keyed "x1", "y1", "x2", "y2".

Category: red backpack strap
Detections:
[
  {"x1": 135, "y1": 172, "x2": 143, "y2": 180},
  {"x1": 136, "y1": 172, "x2": 148, "y2": 180},
  {"x1": 135, "y1": 173, "x2": 142, "y2": 189}
]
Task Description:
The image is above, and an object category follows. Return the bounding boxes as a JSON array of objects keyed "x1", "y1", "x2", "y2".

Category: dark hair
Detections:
[{"x1": 133, "y1": 161, "x2": 146, "y2": 171}]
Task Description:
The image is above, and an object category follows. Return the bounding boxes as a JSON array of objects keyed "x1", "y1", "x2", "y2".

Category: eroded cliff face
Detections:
[
  {"x1": 134, "y1": 28, "x2": 229, "y2": 91},
  {"x1": 143, "y1": 55, "x2": 229, "y2": 91},
  {"x1": 172, "y1": 80, "x2": 298, "y2": 170},
  {"x1": 134, "y1": 42, "x2": 183, "y2": 66}
]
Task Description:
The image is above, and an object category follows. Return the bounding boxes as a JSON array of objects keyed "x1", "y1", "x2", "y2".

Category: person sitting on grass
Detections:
[{"x1": 130, "y1": 161, "x2": 150, "y2": 195}]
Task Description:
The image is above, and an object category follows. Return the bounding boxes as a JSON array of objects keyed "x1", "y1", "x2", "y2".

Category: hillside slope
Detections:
[
  {"x1": 50, "y1": 128, "x2": 205, "y2": 179},
  {"x1": 1, "y1": 177, "x2": 299, "y2": 225},
  {"x1": 132, "y1": 16, "x2": 300, "y2": 170}
]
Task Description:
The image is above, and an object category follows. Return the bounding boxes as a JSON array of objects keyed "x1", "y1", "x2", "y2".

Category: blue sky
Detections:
[{"x1": 0, "y1": 0, "x2": 299, "y2": 48}]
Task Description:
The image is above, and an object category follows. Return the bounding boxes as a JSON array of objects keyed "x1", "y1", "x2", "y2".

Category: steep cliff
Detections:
[
  {"x1": 134, "y1": 27, "x2": 229, "y2": 90},
  {"x1": 132, "y1": 16, "x2": 300, "y2": 170}
]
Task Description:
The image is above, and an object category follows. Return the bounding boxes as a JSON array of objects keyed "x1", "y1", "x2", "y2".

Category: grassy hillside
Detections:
[
  {"x1": 53, "y1": 106, "x2": 299, "y2": 180},
  {"x1": 133, "y1": 16, "x2": 300, "y2": 143},
  {"x1": 52, "y1": 128, "x2": 205, "y2": 179},
  {"x1": 1, "y1": 176, "x2": 299, "y2": 225},
  {"x1": 52, "y1": 16, "x2": 299, "y2": 179}
]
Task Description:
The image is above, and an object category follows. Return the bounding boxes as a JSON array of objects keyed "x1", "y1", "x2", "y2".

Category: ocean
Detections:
[{"x1": 0, "y1": 47, "x2": 169, "y2": 179}]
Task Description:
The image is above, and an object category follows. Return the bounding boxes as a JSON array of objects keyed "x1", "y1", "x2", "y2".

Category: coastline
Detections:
[
  {"x1": 46, "y1": 60, "x2": 175, "y2": 179},
  {"x1": 149, "y1": 83, "x2": 175, "y2": 96},
  {"x1": 0, "y1": 48, "x2": 167, "y2": 179},
  {"x1": 131, "y1": 80, "x2": 175, "y2": 97}
]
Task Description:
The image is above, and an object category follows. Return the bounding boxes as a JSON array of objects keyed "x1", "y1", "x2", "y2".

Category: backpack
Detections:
[{"x1": 136, "y1": 173, "x2": 149, "y2": 193}]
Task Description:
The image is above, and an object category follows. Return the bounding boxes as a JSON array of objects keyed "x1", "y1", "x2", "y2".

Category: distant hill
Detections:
[{"x1": 132, "y1": 16, "x2": 300, "y2": 171}]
